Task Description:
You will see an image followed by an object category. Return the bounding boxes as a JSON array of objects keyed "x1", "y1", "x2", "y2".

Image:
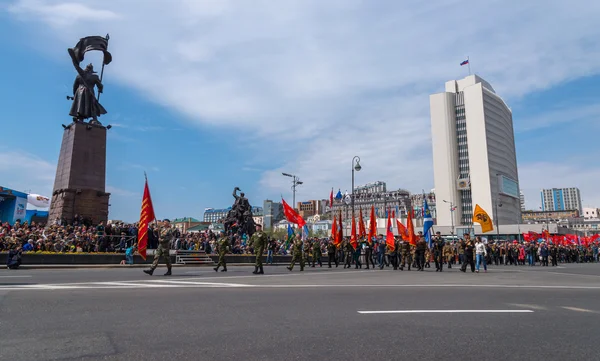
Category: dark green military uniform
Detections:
[
  {"x1": 432, "y1": 236, "x2": 445, "y2": 271},
  {"x1": 312, "y1": 240, "x2": 323, "y2": 267},
  {"x1": 287, "y1": 238, "x2": 305, "y2": 271},
  {"x1": 214, "y1": 236, "x2": 229, "y2": 272},
  {"x1": 250, "y1": 229, "x2": 268, "y2": 274},
  {"x1": 344, "y1": 241, "x2": 353, "y2": 269},
  {"x1": 400, "y1": 242, "x2": 412, "y2": 271},
  {"x1": 144, "y1": 221, "x2": 173, "y2": 276},
  {"x1": 327, "y1": 241, "x2": 338, "y2": 268}
]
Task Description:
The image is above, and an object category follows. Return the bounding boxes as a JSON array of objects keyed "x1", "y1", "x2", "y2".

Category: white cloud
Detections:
[
  {"x1": 519, "y1": 161, "x2": 600, "y2": 210},
  {"x1": 8, "y1": 0, "x2": 120, "y2": 27},
  {"x1": 6, "y1": 0, "x2": 600, "y2": 206},
  {"x1": 0, "y1": 151, "x2": 55, "y2": 196}
]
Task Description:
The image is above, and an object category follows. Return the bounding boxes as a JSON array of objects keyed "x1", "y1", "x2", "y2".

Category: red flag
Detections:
[
  {"x1": 542, "y1": 230, "x2": 550, "y2": 240},
  {"x1": 406, "y1": 207, "x2": 416, "y2": 246},
  {"x1": 137, "y1": 178, "x2": 156, "y2": 260},
  {"x1": 392, "y1": 210, "x2": 396, "y2": 219},
  {"x1": 282, "y1": 198, "x2": 306, "y2": 227},
  {"x1": 329, "y1": 188, "x2": 334, "y2": 207},
  {"x1": 331, "y1": 215, "x2": 339, "y2": 246},
  {"x1": 368, "y1": 205, "x2": 376, "y2": 243},
  {"x1": 350, "y1": 217, "x2": 358, "y2": 250},
  {"x1": 385, "y1": 211, "x2": 395, "y2": 251},
  {"x1": 358, "y1": 208, "x2": 367, "y2": 238},
  {"x1": 397, "y1": 219, "x2": 409, "y2": 241}
]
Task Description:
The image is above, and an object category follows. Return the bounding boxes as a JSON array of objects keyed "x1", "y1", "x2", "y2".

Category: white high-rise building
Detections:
[
  {"x1": 520, "y1": 191, "x2": 526, "y2": 211},
  {"x1": 540, "y1": 187, "x2": 582, "y2": 211},
  {"x1": 430, "y1": 75, "x2": 521, "y2": 228}
]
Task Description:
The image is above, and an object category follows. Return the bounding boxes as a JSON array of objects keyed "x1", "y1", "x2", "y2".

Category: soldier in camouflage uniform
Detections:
[
  {"x1": 287, "y1": 235, "x2": 305, "y2": 271},
  {"x1": 214, "y1": 231, "x2": 229, "y2": 272},
  {"x1": 312, "y1": 240, "x2": 323, "y2": 267},
  {"x1": 400, "y1": 241, "x2": 412, "y2": 271},
  {"x1": 443, "y1": 241, "x2": 454, "y2": 269},
  {"x1": 344, "y1": 240, "x2": 353, "y2": 269},
  {"x1": 144, "y1": 219, "x2": 173, "y2": 276},
  {"x1": 249, "y1": 224, "x2": 267, "y2": 274}
]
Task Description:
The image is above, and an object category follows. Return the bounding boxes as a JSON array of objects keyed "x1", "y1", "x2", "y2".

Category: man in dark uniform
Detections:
[
  {"x1": 344, "y1": 240, "x2": 353, "y2": 269},
  {"x1": 364, "y1": 237, "x2": 375, "y2": 269},
  {"x1": 249, "y1": 224, "x2": 267, "y2": 274},
  {"x1": 144, "y1": 219, "x2": 173, "y2": 276},
  {"x1": 460, "y1": 235, "x2": 475, "y2": 272},
  {"x1": 327, "y1": 239, "x2": 338, "y2": 268},
  {"x1": 432, "y1": 231, "x2": 445, "y2": 272},
  {"x1": 415, "y1": 234, "x2": 427, "y2": 271}
]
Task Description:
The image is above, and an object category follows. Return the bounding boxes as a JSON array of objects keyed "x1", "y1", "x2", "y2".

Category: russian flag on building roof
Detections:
[{"x1": 460, "y1": 59, "x2": 469, "y2": 66}]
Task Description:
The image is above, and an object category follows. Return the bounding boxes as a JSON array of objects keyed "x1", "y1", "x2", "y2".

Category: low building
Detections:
[
  {"x1": 263, "y1": 199, "x2": 283, "y2": 230},
  {"x1": 582, "y1": 207, "x2": 600, "y2": 220},
  {"x1": 522, "y1": 209, "x2": 579, "y2": 223},
  {"x1": 203, "y1": 206, "x2": 263, "y2": 223},
  {"x1": 331, "y1": 181, "x2": 412, "y2": 220},
  {"x1": 172, "y1": 217, "x2": 204, "y2": 233},
  {"x1": 297, "y1": 200, "x2": 320, "y2": 218},
  {"x1": 0, "y1": 186, "x2": 28, "y2": 225}
]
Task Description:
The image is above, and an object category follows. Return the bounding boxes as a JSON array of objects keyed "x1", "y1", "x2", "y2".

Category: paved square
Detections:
[{"x1": 1, "y1": 264, "x2": 599, "y2": 360}]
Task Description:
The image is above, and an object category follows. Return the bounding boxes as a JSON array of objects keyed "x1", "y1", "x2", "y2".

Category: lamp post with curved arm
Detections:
[{"x1": 351, "y1": 156, "x2": 361, "y2": 219}]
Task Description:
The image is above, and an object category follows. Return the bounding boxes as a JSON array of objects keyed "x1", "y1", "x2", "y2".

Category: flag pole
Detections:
[
  {"x1": 145, "y1": 171, "x2": 159, "y2": 228},
  {"x1": 467, "y1": 56, "x2": 471, "y2": 75},
  {"x1": 97, "y1": 33, "x2": 109, "y2": 102}
]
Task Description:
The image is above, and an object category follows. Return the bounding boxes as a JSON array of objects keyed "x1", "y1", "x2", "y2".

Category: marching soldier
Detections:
[
  {"x1": 249, "y1": 224, "x2": 267, "y2": 274},
  {"x1": 364, "y1": 237, "x2": 375, "y2": 269},
  {"x1": 143, "y1": 219, "x2": 173, "y2": 276},
  {"x1": 214, "y1": 231, "x2": 229, "y2": 272},
  {"x1": 443, "y1": 241, "x2": 454, "y2": 269},
  {"x1": 287, "y1": 235, "x2": 305, "y2": 271},
  {"x1": 344, "y1": 240, "x2": 353, "y2": 269},
  {"x1": 432, "y1": 231, "x2": 445, "y2": 272},
  {"x1": 312, "y1": 239, "x2": 323, "y2": 267},
  {"x1": 327, "y1": 239, "x2": 338, "y2": 268},
  {"x1": 415, "y1": 233, "x2": 427, "y2": 271},
  {"x1": 400, "y1": 240, "x2": 412, "y2": 271},
  {"x1": 353, "y1": 241, "x2": 363, "y2": 269}
]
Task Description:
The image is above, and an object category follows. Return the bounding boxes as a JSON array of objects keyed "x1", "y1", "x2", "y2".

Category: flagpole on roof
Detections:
[{"x1": 467, "y1": 56, "x2": 471, "y2": 75}]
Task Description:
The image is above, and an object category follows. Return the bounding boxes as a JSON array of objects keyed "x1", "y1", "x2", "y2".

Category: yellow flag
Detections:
[{"x1": 472, "y1": 204, "x2": 494, "y2": 233}]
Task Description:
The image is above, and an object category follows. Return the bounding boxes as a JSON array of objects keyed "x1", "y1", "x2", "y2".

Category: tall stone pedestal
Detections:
[{"x1": 48, "y1": 122, "x2": 110, "y2": 225}]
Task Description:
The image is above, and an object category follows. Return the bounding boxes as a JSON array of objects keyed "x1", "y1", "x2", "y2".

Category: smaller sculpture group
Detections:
[{"x1": 224, "y1": 187, "x2": 256, "y2": 237}]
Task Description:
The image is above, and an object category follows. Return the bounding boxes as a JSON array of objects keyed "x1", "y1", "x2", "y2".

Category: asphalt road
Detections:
[{"x1": 1, "y1": 263, "x2": 600, "y2": 361}]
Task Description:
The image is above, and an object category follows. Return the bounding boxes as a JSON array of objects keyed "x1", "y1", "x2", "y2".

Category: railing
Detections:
[{"x1": 175, "y1": 250, "x2": 214, "y2": 265}]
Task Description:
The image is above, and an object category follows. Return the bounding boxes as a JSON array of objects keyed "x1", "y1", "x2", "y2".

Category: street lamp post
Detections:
[
  {"x1": 443, "y1": 200, "x2": 455, "y2": 239},
  {"x1": 282, "y1": 173, "x2": 303, "y2": 209},
  {"x1": 495, "y1": 201, "x2": 503, "y2": 241},
  {"x1": 351, "y1": 156, "x2": 361, "y2": 219}
]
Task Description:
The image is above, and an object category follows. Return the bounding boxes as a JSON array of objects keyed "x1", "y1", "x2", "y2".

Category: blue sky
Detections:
[{"x1": 1, "y1": 0, "x2": 599, "y2": 222}]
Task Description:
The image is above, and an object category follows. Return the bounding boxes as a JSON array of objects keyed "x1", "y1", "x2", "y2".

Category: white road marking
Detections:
[
  {"x1": 0, "y1": 275, "x2": 32, "y2": 278},
  {"x1": 546, "y1": 272, "x2": 600, "y2": 279},
  {"x1": 149, "y1": 280, "x2": 254, "y2": 287},
  {"x1": 253, "y1": 284, "x2": 600, "y2": 290},
  {"x1": 561, "y1": 306, "x2": 600, "y2": 314},
  {"x1": 358, "y1": 310, "x2": 534, "y2": 314},
  {"x1": 95, "y1": 282, "x2": 178, "y2": 288},
  {"x1": 509, "y1": 303, "x2": 548, "y2": 310}
]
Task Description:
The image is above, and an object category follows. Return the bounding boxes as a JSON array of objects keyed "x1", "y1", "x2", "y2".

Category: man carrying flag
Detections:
[
  {"x1": 423, "y1": 198, "x2": 434, "y2": 248},
  {"x1": 137, "y1": 175, "x2": 155, "y2": 261}
]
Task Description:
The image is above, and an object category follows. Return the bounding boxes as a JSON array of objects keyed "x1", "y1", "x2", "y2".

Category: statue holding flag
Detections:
[{"x1": 67, "y1": 35, "x2": 112, "y2": 124}]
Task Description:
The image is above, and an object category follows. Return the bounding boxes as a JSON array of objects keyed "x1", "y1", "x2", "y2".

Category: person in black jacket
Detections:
[{"x1": 460, "y1": 235, "x2": 475, "y2": 273}]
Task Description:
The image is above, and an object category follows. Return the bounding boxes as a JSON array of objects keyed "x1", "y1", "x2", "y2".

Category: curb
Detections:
[{"x1": 1, "y1": 263, "x2": 294, "y2": 270}]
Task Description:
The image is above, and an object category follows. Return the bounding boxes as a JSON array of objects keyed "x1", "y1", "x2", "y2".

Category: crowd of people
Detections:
[{"x1": 2, "y1": 219, "x2": 599, "y2": 272}]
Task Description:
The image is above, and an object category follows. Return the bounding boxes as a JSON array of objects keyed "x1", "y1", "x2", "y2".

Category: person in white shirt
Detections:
[{"x1": 475, "y1": 237, "x2": 487, "y2": 273}]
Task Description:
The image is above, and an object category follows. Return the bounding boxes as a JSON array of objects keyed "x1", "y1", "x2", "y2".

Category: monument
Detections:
[
  {"x1": 48, "y1": 35, "x2": 112, "y2": 226},
  {"x1": 223, "y1": 187, "x2": 256, "y2": 237}
]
